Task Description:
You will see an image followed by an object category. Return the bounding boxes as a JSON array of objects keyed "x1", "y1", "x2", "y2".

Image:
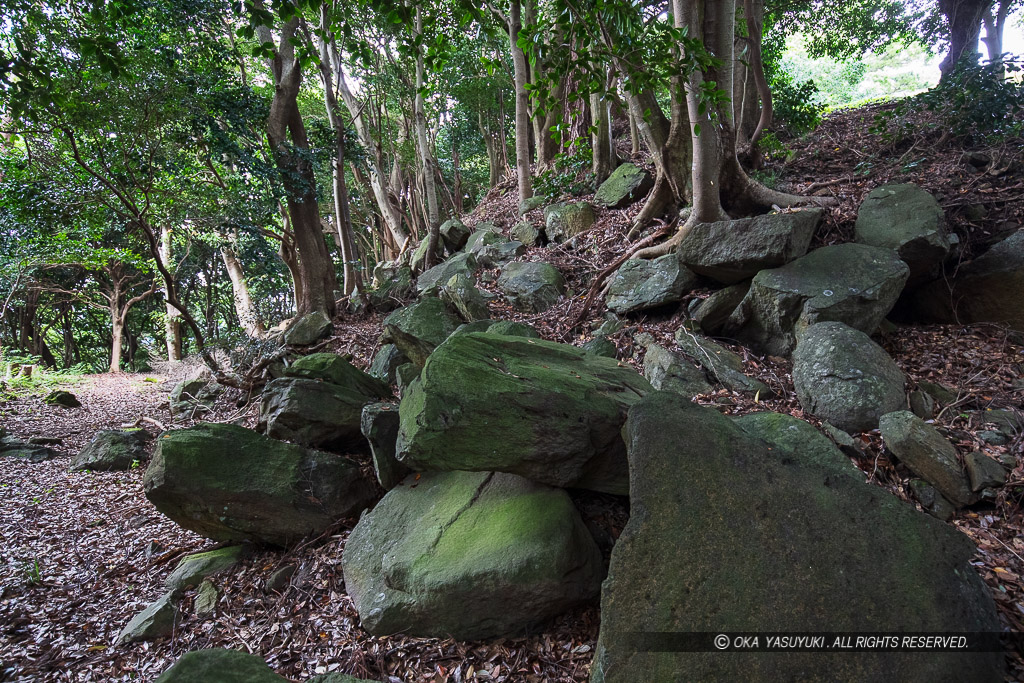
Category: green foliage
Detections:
[
  {"x1": 870, "y1": 58, "x2": 1024, "y2": 143},
  {"x1": 533, "y1": 143, "x2": 594, "y2": 201},
  {"x1": 766, "y1": 71, "x2": 825, "y2": 135}
]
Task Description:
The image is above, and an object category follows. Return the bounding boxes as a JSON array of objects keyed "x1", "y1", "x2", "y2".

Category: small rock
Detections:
[
  {"x1": 605, "y1": 256, "x2": 698, "y2": 315},
  {"x1": 582, "y1": 337, "x2": 617, "y2": 358},
  {"x1": 194, "y1": 580, "x2": 218, "y2": 617},
  {"x1": 416, "y1": 252, "x2": 479, "y2": 295},
  {"x1": 544, "y1": 202, "x2": 595, "y2": 242},
  {"x1": 154, "y1": 649, "x2": 289, "y2": 682},
  {"x1": 909, "y1": 390, "x2": 935, "y2": 419},
  {"x1": 283, "y1": 312, "x2": 332, "y2": 346},
  {"x1": 486, "y1": 320, "x2": 542, "y2": 338},
  {"x1": 643, "y1": 343, "x2": 714, "y2": 397},
  {"x1": 518, "y1": 196, "x2": 546, "y2": 215},
  {"x1": 71, "y1": 429, "x2": 150, "y2": 472},
  {"x1": 285, "y1": 354, "x2": 391, "y2": 399},
  {"x1": 440, "y1": 273, "x2": 490, "y2": 322},
  {"x1": 593, "y1": 163, "x2": 654, "y2": 208},
  {"x1": 511, "y1": 221, "x2": 542, "y2": 246},
  {"x1": 44, "y1": 390, "x2": 81, "y2": 408},
  {"x1": 908, "y1": 479, "x2": 956, "y2": 521},
  {"x1": 965, "y1": 451, "x2": 1007, "y2": 492},
  {"x1": 879, "y1": 411, "x2": 975, "y2": 507},
  {"x1": 265, "y1": 564, "x2": 297, "y2": 592},
  {"x1": 978, "y1": 430, "x2": 1008, "y2": 446},
  {"x1": 692, "y1": 282, "x2": 750, "y2": 335},
  {"x1": 361, "y1": 403, "x2": 408, "y2": 490},
  {"x1": 439, "y1": 218, "x2": 471, "y2": 252},
  {"x1": 116, "y1": 592, "x2": 177, "y2": 644},
  {"x1": 673, "y1": 330, "x2": 770, "y2": 397},
  {"x1": 165, "y1": 546, "x2": 244, "y2": 593},
  {"x1": 497, "y1": 262, "x2": 565, "y2": 313},
  {"x1": 918, "y1": 380, "x2": 957, "y2": 405}
]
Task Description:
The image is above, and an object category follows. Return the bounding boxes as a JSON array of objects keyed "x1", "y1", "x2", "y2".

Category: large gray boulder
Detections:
[
  {"x1": 910, "y1": 230, "x2": 1024, "y2": 332},
  {"x1": 604, "y1": 256, "x2": 698, "y2": 315},
  {"x1": 155, "y1": 649, "x2": 289, "y2": 683},
  {"x1": 71, "y1": 429, "x2": 149, "y2": 471},
  {"x1": 593, "y1": 163, "x2": 654, "y2": 208},
  {"x1": 880, "y1": 411, "x2": 975, "y2": 507},
  {"x1": 591, "y1": 391, "x2": 1003, "y2": 683},
  {"x1": 792, "y1": 322, "x2": 906, "y2": 433},
  {"x1": 342, "y1": 471, "x2": 603, "y2": 640},
  {"x1": 677, "y1": 209, "x2": 821, "y2": 284},
  {"x1": 397, "y1": 332, "x2": 652, "y2": 494},
  {"x1": 544, "y1": 202, "x2": 595, "y2": 242},
  {"x1": 283, "y1": 311, "x2": 332, "y2": 346},
  {"x1": 285, "y1": 353, "x2": 391, "y2": 399},
  {"x1": 416, "y1": 252, "x2": 478, "y2": 295},
  {"x1": 497, "y1": 262, "x2": 565, "y2": 313},
  {"x1": 439, "y1": 217, "x2": 471, "y2": 253},
  {"x1": 725, "y1": 243, "x2": 910, "y2": 356},
  {"x1": 0, "y1": 434, "x2": 58, "y2": 463},
  {"x1": 855, "y1": 183, "x2": 950, "y2": 285},
  {"x1": 471, "y1": 236, "x2": 526, "y2": 268},
  {"x1": 258, "y1": 377, "x2": 374, "y2": 449},
  {"x1": 144, "y1": 423, "x2": 375, "y2": 546},
  {"x1": 380, "y1": 297, "x2": 462, "y2": 365}
]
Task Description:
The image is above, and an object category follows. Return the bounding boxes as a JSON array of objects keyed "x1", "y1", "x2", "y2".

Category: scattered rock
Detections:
[
  {"x1": 410, "y1": 236, "x2": 443, "y2": 272},
  {"x1": 116, "y1": 592, "x2": 177, "y2": 644},
  {"x1": 581, "y1": 336, "x2": 617, "y2": 358},
  {"x1": 918, "y1": 380, "x2": 957, "y2": 405},
  {"x1": 642, "y1": 343, "x2": 714, "y2": 397},
  {"x1": 366, "y1": 264, "x2": 413, "y2": 312},
  {"x1": 464, "y1": 226, "x2": 505, "y2": 254},
  {"x1": 0, "y1": 434, "x2": 59, "y2": 462},
  {"x1": 591, "y1": 391, "x2": 1002, "y2": 682},
  {"x1": 486, "y1": 320, "x2": 542, "y2": 338},
  {"x1": 978, "y1": 430, "x2": 1007, "y2": 446},
  {"x1": 439, "y1": 218, "x2": 471, "y2": 253},
  {"x1": 169, "y1": 377, "x2": 219, "y2": 419},
  {"x1": 440, "y1": 273, "x2": 490, "y2": 322},
  {"x1": 965, "y1": 451, "x2": 1007, "y2": 492},
  {"x1": 285, "y1": 354, "x2": 391, "y2": 400},
  {"x1": 855, "y1": 183, "x2": 950, "y2": 285},
  {"x1": 879, "y1": 411, "x2": 975, "y2": 507},
  {"x1": 544, "y1": 202, "x2": 595, "y2": 242},
  {"x1": 194, "y1": 580, "x2": 218, "y2": 617},
  {"x1": 472, "y1": 238, "x2": 526, "y2": 268},
  {"x1": 165, "y1": 546, "x2": 244, "y2": 593},
  {"x1": 604, "y1": 256, "x2": 698, "y2": 315},
  {"x1": 691, "y1": 282, "x2": 750, "y2": 335},
  {"x1": 676, "y1": 209, "x2": 821, "y2": 284},
  {"x1": 382, "y1": 298, "x2": 461, "y2": 351},
  {"x1": 673, "y1": 329, "x2": 771, "y2": 397},
  {"x1": 497, "y1": 262, "x2": 565, "y2": 313},
  {"x1": 368, "y1": 344, "x2": 407, "y2": 384},
  {"x1": 343, "y1": 471, "x2": 604, "y2": 640},
  {"x1": 258, "y1": 377, "x2": 372, "y2": 449},
  {"x1": 909, "y1": 390, "x2": 935, "y2": 419},
  {"x1": 593, "y1": 162, "x2": 654, "y2": 208},
  {"x1": 910, "y1": 231, "x2": 1024, "y2": 331},
  {"x1": 154, "y1": 649, "x2": 288, "y2": 683},
  {"x1": 361, "y1": 403, "x2": 408, "y2": 490},
  {"x1": 416, "y1": 252, "x2": 479, "y2": 295},
  {"x1": 725, "y1": 243, "x2": 909, "y2": 356},
  {"x1": 792, "y1": 322, "x2": 906, "y2": 433},
  {"x1": 397, "y1": 332, "x2": 652, "y2": 494},
  {"x1": 44, "y1": 390, "x2": 81, "y2": 408},
  {"x1": 518, "y1": 196, "x2": 546, "y2": 215},
  {"x1": 283, "y1": 311, "x2": 332, "y2": 346},
  {"x1": 144, "y1": 423, "x2": 375, "y2": 546},
  {"x1": 265, "y1": 564, "x2": 297, "y2": 592},
  {"x1": 511, "y1": 221, "x2": 541, "y2": 246},
  {"x1": 909, "y1": 479, "x2": 957, "y2": 521},
  {"x1": 395, "y1": 363, "x2": 421, "y2": 394}
]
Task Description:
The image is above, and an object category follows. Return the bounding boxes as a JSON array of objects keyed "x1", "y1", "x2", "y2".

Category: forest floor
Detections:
[{"x1": 1, "y1": 106, "x2": 1023, "y2": 682}]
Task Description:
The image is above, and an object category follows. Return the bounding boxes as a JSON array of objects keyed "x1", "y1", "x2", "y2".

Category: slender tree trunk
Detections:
[
  {"x1": 938, "y1": 0, "x2": 992, "y2": 79},
  {"x1": 982, "y1": 1, "x2": 1010, "y2": 74},
  {"x1": 220, "y1": 245, "x2": 266, "y2": 338},
  {"x1": 258, "y1": 17, "x2": 337, "y2": 317},
  {"x1": 413, "y1": 6, "x2": 441, "y2": 270},
  {"x1": 160, "y1": 225, "x2": 182, "y2": 361},
  {"x1": 109, "y1": 307, "x2": 123, "y2": 373},
  {"x1": 509, "y1": 0, "x2": 534, "y2": 204}
]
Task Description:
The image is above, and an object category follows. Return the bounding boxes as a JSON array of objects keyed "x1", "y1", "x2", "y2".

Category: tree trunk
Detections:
[
  {"x1": 109, "y1": 307, "x2": 123, "y2": 373},
  {"x1": 938, "y1": 0, "x2": 992, "y2": 79},
  {"x1": 591, "y1": 67, "x2": 620, "y2": 184},
  {"x1": 982, "y1": 1, "x2": 1010, "y2": 72},
  {"x1": 160, "y1": 225, "x2": 182, "y2": 361},
  {"x1": 221, "y1": 245, "x2": 266, "y2": 338},
  {"x1": 413, "y1": 6, "x2": 441, "y2": 270},
  {"x1": 509, "y1": 0, "x2": 534, "y2": 204},
  {"x1": 258, "y1": 17, "x2": 337, "y2": 318}
]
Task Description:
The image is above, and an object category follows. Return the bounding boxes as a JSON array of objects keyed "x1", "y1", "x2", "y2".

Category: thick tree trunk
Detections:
[
  {"x1": 160, "y1": 225, "x2": 182, "y2": 361},
  {"x1": 109, "y1": 308, "x2": 123, "y2": 373},
  {"x1": 220, "y1": 246, "x2": 266, "y2": 338},
  {"x1": 938, "y1": 0, "x2": 992, "y2": 78},
  {"x1": 509, "y1": 0, "x2": 534, "y2": 204},
  {"x1": 413, "y1": 6, "x2": 442, "y2": 270},
  {"x1": 259, "y1": 17, "x2": 337, "y2": 318}
]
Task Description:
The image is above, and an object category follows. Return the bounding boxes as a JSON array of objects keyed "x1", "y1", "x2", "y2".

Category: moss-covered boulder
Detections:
[
  {"x1": 165, "y1": 546, "x2": 245, "y2": 593},
  {"x1": 691, "y1": 282, "x2": 749, "y2": 335},
  {"x1": 486, "y1": 320, "x2": 541, "y2": 338},
  {"x1": 673, "y1": 330, "x2": 771, "y2": 396},
  {"x1": 155, "y1": 649, "x2": 288, "y2": 683},
  {"x1": 0, "y1": 434, "x2": 59, "y2": 462},
  {"x1": 71, "y1": 429, "x2": 149, "y2": 471},
  {"x1": 343, "y1": 471, "x2": 604, "y2": 640},
  {"x1": 117, "y1": 592, "x2": 177, "y2": 644},
  {"x1": 733, "y1": 411, "x2": 863, "y2": 479},
  {"x1": 368, "y1": 344, "x2": 407, "y2": 384},
  {"x1": 464, "y1": 224, "x2": 504, "y2": 252},
  {"x1": 593, "y1": 163, "x2": 654, "y2": 209},
  {"x1": 44, "y1": 389, "x2": 81, "y2": 408},
  {"x1": 497, "y1": 261, "x2": 565, "y2": 312},
  {"x1": 258, "y1": 377, "x2": 374, "y2": 449},
  {"x1": 361, "y1": 403, "x2": 408, "y2": 490},
  {"x1": 285, "y1": 353, "x2": 391, "y2": 399},
  {"x1": 366, "y1": 263, "x2": 413, "y2": 312},
  {"x1": 440, "y1": 273, "x2": 490, "y2": 322},
  {"x1": 793, "y1": 322, "x2": 906, "y2": 433},
  {"x1": 544, "y1": 202, "x2": 595, "y2": 242},
  {"x1": 910, "y1": 230, "x2": 1024, "y2": 332},
  {"x1": 439, "y1": 217, "x2": 471, "y2": 253},
  {"x1": 283, "y1": 311, "x2": 332, "y2": 346},
  {"x1": 591, "y1": 391, "x2": 1003, "y2": 683},
  {"x1": 511, "y1": 221, "x2": 541, "y2": 246},
  {"x1": 518, "y1": 196, "x2": 546, "y2": 215},
  {"x1": 677, "y1": 209, "x2": 821, "y2": 284},
  {"x1": 410, "y1": 236, "x2": 443, "y2": 273},
  {"x1": 724, "y1": 243, "x2": 909, "y2": 356},
  {"x1": 383, "y1": 298, "x2": 461, "y2": 348},
  {"x1": 144, "y1": 424, "x2": 375, "y2": 546},
  {"x1": 605, "y1": 256, "x2": 698, "y2": 315},
  {"x1": 416, "y1": 251, "x2": 478, "y2": 295},
  {"x1": 855, "y1": 183, "x2": 950, "y2": 285},
  {"x1": 642, "y1": 343, "x2": 713, "y2": 397},
  {"x1": 880, "y1": 411, "x2": 975, "y2": 507},
  {"x1": 397, "y1": 333, "x2": 650, "y2": 493}
]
